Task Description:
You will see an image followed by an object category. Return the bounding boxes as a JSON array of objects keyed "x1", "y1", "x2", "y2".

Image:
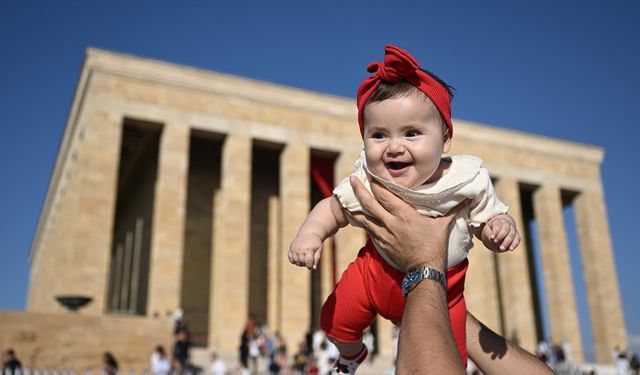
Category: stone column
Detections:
[
  {"x1": 573, "y1": 189, "x2": 627, "y2": 364},
  {"x1": 280, "y1": 142, "x2": 311, "y2": 344},
  {"x1": 320, "y1": 240, "x2": 335, "y2": 305},
  {"x1": 66, "y1": 110, "x2": 123, "y2": 314},
  {"x1": 209, "y1": 134, "x2": 252, "y2": 351},
  {"x1": 147, "y1": 122, "x2": 190, "y2": 316},
  {"x1": 267, "y1": 195, "x2": 281, "y2": 332},
  {"x1": 494, "y1": 178, "x2": 537, "y2": 351},
  {"x1": 465, "y1": 239, "x2": 502, "y2": 332},
  {"x1": 532, "y1": 185, "x2": 583, "y2": 362}
]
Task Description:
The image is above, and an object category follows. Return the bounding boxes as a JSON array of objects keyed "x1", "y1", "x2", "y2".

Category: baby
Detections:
[{"x1": 288, "y1": 45, "x2": 520, "y2": 374}]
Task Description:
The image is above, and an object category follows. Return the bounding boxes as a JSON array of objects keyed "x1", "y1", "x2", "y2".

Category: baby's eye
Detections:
[
  {"x1": 405, "y1": 130, "x2": 420, "y2": 137},
  {"x1": 371, "y1": 132, "x2": 386, "y2": 139}
]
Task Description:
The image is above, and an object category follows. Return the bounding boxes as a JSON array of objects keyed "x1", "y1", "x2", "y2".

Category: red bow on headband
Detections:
[{"x1": 356, "y1": 45, "x2": 453, "y2": 138}]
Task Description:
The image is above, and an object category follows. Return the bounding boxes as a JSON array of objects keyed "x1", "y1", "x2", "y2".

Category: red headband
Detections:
[{"x1": 356, "y1": 45, "x2": 453, "y2": 138}]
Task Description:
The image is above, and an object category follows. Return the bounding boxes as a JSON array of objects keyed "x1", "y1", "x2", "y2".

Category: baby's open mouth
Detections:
[{"x1": 386, "y1": 162, "x2": 411, "y2": 170}]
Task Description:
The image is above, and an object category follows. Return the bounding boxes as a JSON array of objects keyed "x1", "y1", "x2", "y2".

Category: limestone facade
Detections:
[
  {"x1": 0, "y1": 311, "x2": 172, "y2": 371},
  {"x1": 27, "y1": 48, "x2": 626, "y2": 365}
]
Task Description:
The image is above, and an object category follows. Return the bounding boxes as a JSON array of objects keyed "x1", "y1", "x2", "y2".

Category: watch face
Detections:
[
  {"x1": 403, "y1": 267, "x2": 446, "y2": 295},
  {"x1": 402, "y1": 271, "x2": 419, "y2": 291}
]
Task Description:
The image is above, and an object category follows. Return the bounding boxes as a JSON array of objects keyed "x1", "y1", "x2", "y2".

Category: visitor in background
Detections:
[
  {"x1": 173, "y1": 329, "x2": 191, "y2": 367},
  {"x1": 209, "y1": 351, "x2": 226, "y2": 375},
  {"x1": 103, "y1": 352, "x2": 119, "y2": 375},
  {"x1": 1, "y1": 349, "x2": 22, "y2": 374},
  {"x1": 151, "y1": 345, "x2": 170, "y2": 375}
]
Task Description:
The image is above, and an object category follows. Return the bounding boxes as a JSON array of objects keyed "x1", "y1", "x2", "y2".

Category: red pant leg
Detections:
[
  {"x1": 449, "y1": 292, "x2": 468, "y2": 366},
  {"x1": 365, "y1": 240, "x2": 469, "y2": 365},
  {"x1": 320, "y1": 245, "x2": 377, "y2": 342},
  {"x1": 321, "y1": 238, "x2": 469, "y2": 366},
  {"x1": 446, "y1": 258, "x2": 469, "y2": 365}
]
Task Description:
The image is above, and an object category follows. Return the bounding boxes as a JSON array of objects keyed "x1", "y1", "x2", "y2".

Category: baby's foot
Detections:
[{"x1": 331, "y1": 345, "x2": 368, "y2": 374}]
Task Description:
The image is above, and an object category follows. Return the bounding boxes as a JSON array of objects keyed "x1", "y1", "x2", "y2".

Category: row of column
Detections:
[
  {"x1": 79, "y1": 115, "x2": 625, "y2": 361},
  {"x1": 78, "y1": 118, "x2": 434, "y2": 357},
  {"x1": 140, "y1": 125, "x2": 380, "y2": 353},
  {"x1": 470, "y1": 178, "x2": 626, "y2": 363},
  {"x1": 141, "y1": 124, "x2": 317, "y2": 351},
  {"x1": 532, "y1": 183, "x2": 626, "y2": 363}
]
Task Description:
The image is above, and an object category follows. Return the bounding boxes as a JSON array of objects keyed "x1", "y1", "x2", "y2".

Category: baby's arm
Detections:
[
  {"x1": 288, "y1": 196, "x2": 349, "y2": 270},
  {"x1": 474, "y1": 213, "x2": 521, "y2": 252}
]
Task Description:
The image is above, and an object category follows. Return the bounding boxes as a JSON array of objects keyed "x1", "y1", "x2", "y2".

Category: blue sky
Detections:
[{"x1": 1, "y1": 0, "x2": 639, "y2": 360}]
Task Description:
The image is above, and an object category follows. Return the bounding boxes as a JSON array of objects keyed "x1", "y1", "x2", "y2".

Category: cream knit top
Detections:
[{"x1": 333, "y1": 150, "x2": 508, "y2": 269}]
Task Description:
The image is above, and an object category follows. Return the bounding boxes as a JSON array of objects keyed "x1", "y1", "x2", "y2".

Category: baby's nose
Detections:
[{"x1": 387, "y1": 138, "x2": 405, "y2": 154}]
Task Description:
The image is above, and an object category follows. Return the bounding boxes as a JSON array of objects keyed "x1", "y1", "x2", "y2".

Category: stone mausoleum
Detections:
[{"x1": 3, "y1": 48, "x2": 627, "y2": 369}]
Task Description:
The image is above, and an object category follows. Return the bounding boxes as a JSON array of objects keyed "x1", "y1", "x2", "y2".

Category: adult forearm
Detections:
[
  {"x1": 466, "y1": 313, "x2": 553, "y2": 374},
  {"x1": 397, "y1": 282, "x2": 465, "y2": 375}
]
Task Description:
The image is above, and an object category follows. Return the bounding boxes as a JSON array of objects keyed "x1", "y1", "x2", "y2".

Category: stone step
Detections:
[{"x1": 190, "y1": 348, "x2": 394, "y2": 374}]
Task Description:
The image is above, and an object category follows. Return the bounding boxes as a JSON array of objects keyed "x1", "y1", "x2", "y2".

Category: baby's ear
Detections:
[{"x1": 442, "y1": 130, "x2": 452, "y2": 153}]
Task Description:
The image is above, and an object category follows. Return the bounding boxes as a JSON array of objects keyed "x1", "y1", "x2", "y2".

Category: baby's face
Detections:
[{"x1": 363, "y1": 93, "x2": 450, "y2": 189}]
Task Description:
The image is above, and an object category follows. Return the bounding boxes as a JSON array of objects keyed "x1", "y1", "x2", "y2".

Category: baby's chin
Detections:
[
  {"x1": 370, "y1": 166, "x2": 433, "y2": 189},
  {"x1": 385, "y1": 174, "x2": 431, "y2": 190}
]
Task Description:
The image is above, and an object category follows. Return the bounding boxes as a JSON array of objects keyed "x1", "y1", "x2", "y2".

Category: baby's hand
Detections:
[
  {"x1": 288, "y1": 233, "x2": 323, "y2": 270},
  {"x1": 481, "y1": 214, "x2": 521, "y2": 252}
]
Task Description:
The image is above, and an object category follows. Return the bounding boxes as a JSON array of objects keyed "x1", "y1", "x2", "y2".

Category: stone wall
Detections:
[{"x1": 0, "y1": 311, "x2": 173, "y2": 371}]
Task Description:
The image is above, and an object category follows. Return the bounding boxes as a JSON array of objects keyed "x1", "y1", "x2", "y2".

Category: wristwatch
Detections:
[{"x1": 402, "y1": 266, "x2": 447, "y2": 296}]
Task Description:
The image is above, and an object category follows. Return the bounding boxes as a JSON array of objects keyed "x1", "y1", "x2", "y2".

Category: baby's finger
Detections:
[
  {"x1": 488, "y1": 221, "x2": 502, "y2": 240},
  {"x1": 304, "y1": 250, "x2": 315, "y2": 269},
  {"x1": 290, "y1": 251, "x2": 301, "y2": 266},
  {"x1": 509, "y1": 232, "x2": 521, "y2": 250},
  {"x1": 297, "y1": 250, "x2": 306, "y2": 268},
  {"x1": 494, "y1": 222, "x2": 511, "y2": 242},
  {"x1": 313, "y1": 248, "x2": 322, "y2": 270},
  {"x1": 482, "y1": 223, "x2": 493, "y2": 241},
  {"x1": 500, "y1": 230, "x2": 517, "y2": 251}
]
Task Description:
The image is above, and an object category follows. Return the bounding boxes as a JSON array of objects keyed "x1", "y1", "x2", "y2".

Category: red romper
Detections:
[{"x1": 320, "y1": 238, "x2": 469, "y2": 365}]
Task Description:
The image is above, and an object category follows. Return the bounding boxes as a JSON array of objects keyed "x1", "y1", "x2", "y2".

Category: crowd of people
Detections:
[
  {"x1": 535, "y1": 339, "x2": 573, "y2": 365},
  {"x1": 143, "y1": 300, "x2": 639, "y2": 375},
  {"x1": 612, "y1": 346, "x2": 640, "y2": 375},
  {"x1": 531, "y1": 340, "x2": 640, "y2": 375},
  {"x1": 235, "y1": 316, "x2": 348, "y2": 375},
  {"x1": 145, "y1": 309, "x2": 349, "y2": 375},
  {"x1": 0, "y1": 305, "x2": 631, "y2": 375}
]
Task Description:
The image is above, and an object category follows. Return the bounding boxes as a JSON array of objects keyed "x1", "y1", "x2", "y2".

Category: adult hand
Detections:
[{"x1": 348, "y1": 176, "x2": 464, "y2": 272}]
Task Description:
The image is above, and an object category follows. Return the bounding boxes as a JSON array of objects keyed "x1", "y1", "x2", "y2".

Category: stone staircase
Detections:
[{"x1": 190, "y1": 348, "x2": 394, "y2": 374}]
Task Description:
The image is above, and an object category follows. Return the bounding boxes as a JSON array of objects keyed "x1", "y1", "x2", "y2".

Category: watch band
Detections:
[{"x1": 402, "y1": 266, "x2": 447, "y2": 296}]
